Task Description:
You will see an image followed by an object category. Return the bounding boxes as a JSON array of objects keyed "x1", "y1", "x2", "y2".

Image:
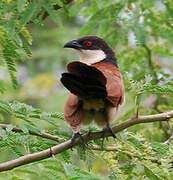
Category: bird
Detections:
[{"x1": 60, "y1": 36, "x2": 125, "y2": 146}]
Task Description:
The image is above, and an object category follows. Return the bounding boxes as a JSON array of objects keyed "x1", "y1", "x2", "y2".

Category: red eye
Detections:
[{"x1": 85, "y1": 41, "x2": 92, "y2": 47}]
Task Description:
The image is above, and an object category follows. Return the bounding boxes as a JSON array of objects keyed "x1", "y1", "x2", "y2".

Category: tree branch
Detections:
[
  {"x1": 0, "y1": 124, "x2": 63, "y2": 141},
  {"x1": 0, "y1": 110, "x2": 173, "y2": 172}
]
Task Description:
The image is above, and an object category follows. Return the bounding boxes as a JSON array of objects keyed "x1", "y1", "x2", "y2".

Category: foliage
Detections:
[
  {"x1": 0, "y1": 0, "x2": 173, "y2": 179},
  {"x1": 102, "y1": 131, "x2": 173, "y2": 180},
  {"x1": 0, "y1": 0, "x2": 68, "y2": 89}
]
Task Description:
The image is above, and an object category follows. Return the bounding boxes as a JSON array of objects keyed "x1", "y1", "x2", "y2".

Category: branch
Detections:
[
  {"x1": 164, "y1": 134, "x2": 173, "y2": 144},
  {"x1": 0, "y1": 124, "x2": 63, "y2": 141},
  {"x1": 92, "y1": 145, "x2": 119, "y2": 151},
  {"x1": 0, "y1": 110, "x2": 173, "y2": 172},
  {"x1": 92, "y1": 145, "x2": 161, "y2": 164}
]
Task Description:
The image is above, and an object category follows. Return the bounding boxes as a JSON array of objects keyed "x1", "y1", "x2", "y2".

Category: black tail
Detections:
[{"x1": 60, "y1": 61, "x2": 107, "y2": 98}]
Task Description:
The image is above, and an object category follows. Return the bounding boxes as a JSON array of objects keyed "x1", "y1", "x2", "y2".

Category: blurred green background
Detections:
[
  {"x1": 0, "y1": 0, "x2": 173, "y2": 179},
  {"x1": 2, "y1": 9, "x2": 172, "y2": 140}
]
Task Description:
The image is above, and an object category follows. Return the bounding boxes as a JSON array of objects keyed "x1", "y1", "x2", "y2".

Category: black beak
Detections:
[{"x1": 64, "y1": 40, "x2": 82, "y2": 49}]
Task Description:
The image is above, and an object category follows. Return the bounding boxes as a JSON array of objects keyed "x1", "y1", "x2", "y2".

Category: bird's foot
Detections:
[
  {"x1": 70, "y1": 132, "x2": 86, "y2": 151},
  {"x1": 101, "y1": 126, "x2": 116, "y2": 147},
  {"x1": 103, "y1": 126, "x2": 116, "y2": 138}
]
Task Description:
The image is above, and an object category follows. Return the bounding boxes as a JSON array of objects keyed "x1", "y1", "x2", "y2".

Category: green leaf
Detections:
[
  {"x1": 7, "y1": 15, "x2": 18, "y2": 37},
  {"x1": 0, "y1": 127, "x2": 7, "y2": 140},
  {"x1": 6, "y1": 124, "x2": 15, "y2": 132},
  {"x1": 17, "y1": 0, "x2": 27, "y2": 13},
  {"x1": 61, "y1": 150, "x2": 71, "y2": 163},
  {"x1": 10, "y1": 146, "x2": 24, "y2": 157},
  {"x1": 142, "y1": 160, "x2": 169, "y2": 180},
  {"x1": 68, "y1": 0, "x2": 85, "y2": 17},
  {"x1": 0, "y1": 114, "x2": 4, "y2": 122},
  {"x1": 24, "y1": 124, "x2": 41, "y2": 134},
  {"x1": 13, "y1": 168, "x2": 38, "y2": 176},
  {"x1": 18, "y1": 0, "x2": 40, "y2": 31},
  {"x1": 80, "y1": 2, "x2": 124, "y2": 36},
  {"x1": 50, "y1": 112, "x2": 64, "y2": 120},
  {"x1": 64, "y1": 164, "x2": 90, "y2": 177},
  {"x1": 128, "y1": 9, "x2": 146, "y2": 46},
  {"x1": 145, "y1": 85, "x2": 173, "y2": 94},
  {"x1": 151, "y1": 143, "x2": 169, "y2": 158},
  {"x1": 0, "y1": 100, "x2": 12, "y2": 114},
  {"x1": 18, "y1": 124, "x2": 29, "y2": 134},
  {"x1": 41, "y1": 0, "x2": 62, "y2": 27},
  {"x1": 41, "y1": 113, "x2": 59, "y2": 127},
  {"x1": 0, "y1": 80, "x2": 6, "y2": 93},
  {"x1": 22, "y1": 40, "x2": 32, "y2": 56},
  {"x1": 127, "y1": 135, "x2": 146, "y2": 151},
  {"x1": 144, "y1": 165, "x2": 161, "y2": 180}
]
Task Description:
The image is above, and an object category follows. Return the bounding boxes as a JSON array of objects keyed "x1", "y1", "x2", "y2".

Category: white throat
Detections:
[{"x1": 77, "y1": 49, "x2": 106, "y2": 65}]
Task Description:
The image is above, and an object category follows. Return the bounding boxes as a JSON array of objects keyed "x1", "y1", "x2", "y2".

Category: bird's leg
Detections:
[
  {"x1": 101, "y1": 124, "x2": 116, "y2": 147},
  {"x1": 103, "y1": 124, "x2": 116, "y2": 138},
  {"x1": 70, "y1": 132, "x2": 86, "y2": 151}
]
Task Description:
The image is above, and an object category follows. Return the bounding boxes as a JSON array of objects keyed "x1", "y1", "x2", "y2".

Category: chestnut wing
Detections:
[{"x1": 92, "y1": 62, "x2": 125, "y2": 107}]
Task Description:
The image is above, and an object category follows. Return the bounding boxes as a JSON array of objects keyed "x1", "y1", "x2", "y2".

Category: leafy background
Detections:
[{"x1": 0, "y1": 0, "x2": 173, "y2": 179}]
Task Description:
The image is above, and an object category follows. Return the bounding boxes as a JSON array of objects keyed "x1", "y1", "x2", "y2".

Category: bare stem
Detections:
[
  {"x1": 163, "y1": 134, "x2": 173, "y2": 144},
  {"x1": 0, "y1": 123, "x2": 63, "y2": 141}
]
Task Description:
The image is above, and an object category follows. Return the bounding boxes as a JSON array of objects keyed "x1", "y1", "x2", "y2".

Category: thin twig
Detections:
[
  {"x1": 92, "y1": 145, "x2": 161, "y2": 164},
  {"x1": 0, "y1": 123, "x2": 63, "y2": 141},
  {"x1": 92, "y1": 145, "x2": 134, "y2": 158},
  {"x1": 92, "y1": 145, "x2": 119, "y2": 151},
  {"x1": 0, "y1": 110, "x2": 172, "y2": 172},
  {"x1": 163, "y1": 134, "x2": 173, "y2": 144}
]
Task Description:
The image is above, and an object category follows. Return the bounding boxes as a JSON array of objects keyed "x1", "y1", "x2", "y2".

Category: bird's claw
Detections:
[
  {"x1": 70, "y1": 132, "x2": 86, "y2": 151},
  {"x1": 101, "y1": 126, "x2": 116, "y2": 147},
  {"x1": 103, "y1": 126, "x2": 116, "y2": 138}
]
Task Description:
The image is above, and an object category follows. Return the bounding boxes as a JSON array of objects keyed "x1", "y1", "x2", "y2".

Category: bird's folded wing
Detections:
[{"x1": 92, "y1": 62, "x2": 125, "y2": 107}]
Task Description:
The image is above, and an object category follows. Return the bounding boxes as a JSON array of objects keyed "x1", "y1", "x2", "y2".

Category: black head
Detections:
[{"x1": 64, "y1": 36, "x2": 117, "y2": 66}]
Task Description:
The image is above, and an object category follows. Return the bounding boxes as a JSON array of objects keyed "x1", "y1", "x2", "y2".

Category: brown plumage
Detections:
[
  {"x1": 61, "y1": 36, "x2": 125, "y2": 138},
  {"x1": 64, "y1": 61, "x2": 124, "y2": 133}
]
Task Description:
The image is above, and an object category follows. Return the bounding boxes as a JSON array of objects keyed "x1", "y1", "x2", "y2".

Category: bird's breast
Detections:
[{"x1": 82, "y1": 98, "x2": 105, "y2": 111}]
